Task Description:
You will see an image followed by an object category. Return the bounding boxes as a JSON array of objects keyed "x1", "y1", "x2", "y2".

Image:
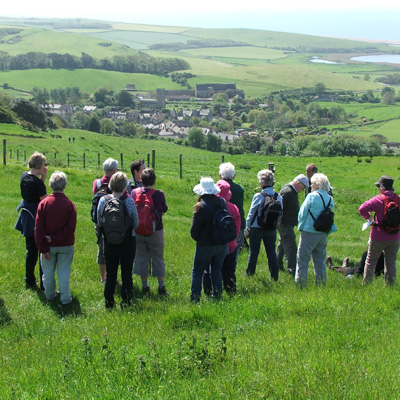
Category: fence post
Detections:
[
  {"x1": 120, "y1": 153, "x2": 123, "y2": 170},
  {"x1": 179, "y1": 154, "x2": 182, "y2": 179},
  {"x1": 9, "y1": 149, "x2": 12, "y2": 160},
  {"x1": 3, "y1": 139, "x2": 6, "y2": 166},
  {"x1": 98, "y1": 153, "x2": 100, "y2": 168},
  {"x1": 17, "y1": 149, "x2": 19, "y2": 161},
  {"x1": 68, "y1": 153, "x2": 70, "y2": 167},
  {"x1": 54, "y1": 152, "x2": 57, "y2": 162},
  {"x1": 152, "y1": 149, "x2": 155, "y2": 170},
  {"x1": 24, "y1": 150, "x2": 26, "y2": 162},
  {"x1": 83, "y1": 153, "x2": 86, "y2": 169},
  {"x1": 221, "y1": 155, "x2": 224, "y2": 163},
  {"x1": 147, "y1": 153, "x2": 150, "y2": 168}
]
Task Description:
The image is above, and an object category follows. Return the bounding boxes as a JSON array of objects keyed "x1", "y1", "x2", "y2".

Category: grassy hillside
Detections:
[
  {"x1": 1, "y1": 17, "x2": 399, "y2": 98},
  {"x1": 1, "y1": 129, "x2": 400, "y2": 398}
]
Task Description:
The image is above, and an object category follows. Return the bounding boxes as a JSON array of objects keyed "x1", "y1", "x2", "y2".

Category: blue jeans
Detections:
[
  {"x1": 41, "y1": 245, "x2": 74, "y2": 304},
  {"x1": 295, "y1": 231, "x2": 327, "y2": 288},
  {"x1": 246, "y1": 228, "x2": 279, "y2": 280},
  {"x1": 191, "y1": 244, "x2": 227, "y2": 301}
]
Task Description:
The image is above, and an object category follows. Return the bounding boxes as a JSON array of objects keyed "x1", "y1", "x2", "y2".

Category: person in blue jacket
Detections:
[{"x1": 295, "y1": 173, "x2": 337, "y2": 288}]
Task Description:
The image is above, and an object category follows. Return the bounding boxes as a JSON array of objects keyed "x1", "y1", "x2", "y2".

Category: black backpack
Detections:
[
  {"x1": 379, "y1": 194, "x2": 400, "y2": 235},
  {"x1": 309, "y1": 192, "x2": 334, "y2": 233},
  {"x1": 257, "y1": 192, "x2": 282, "y2": 230},
  {"x1": 100, "y1": 195, "x2": 131, "y2": 244},
  {"x1": 201, "y1": 198, "x2": 237, "y2": 245},
  {"x1": 91, "y1": 179, "x2": 111, "y2": 224}
]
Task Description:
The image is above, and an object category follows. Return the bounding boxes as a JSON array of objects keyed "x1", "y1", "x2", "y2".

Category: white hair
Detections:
[
  {"x1": 219, "y1": 162, "x2": 235, "y2": 180},
  {"x1": 103, "y1": 158, "x2": 118, "y2": 173},
  {"x1": 258, "y1": 169, "x2": 274, "y2": 187},
  {"x1": 49, "y1": 171, "x2": 67, "y2": 192},
  {"x1": 311, "y1": 173, "x2": 330, "y2": 192}
]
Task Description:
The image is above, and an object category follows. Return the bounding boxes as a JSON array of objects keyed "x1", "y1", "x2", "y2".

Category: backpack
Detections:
[
  {"x1": 257, "y1": 192, "x2": 282, "y2": 230},
  {"x1": 91, "y1": 178, "x2": 111, "y2": 224},
  {"x1": 201, "y1": 198, "x2": 237, "y2": 245},
  {"x1": 100, "y1": 195, "x2": 131, "y2": 244},
  {"x1": 379, "y1": 194, "x2": 400, "y2": 235},
  {"x1": 309, "y1": 192, "x2": 334, "y2": 233},
  {"x1": 134, "y1": 189, "x2": 157, "y2": 236}
]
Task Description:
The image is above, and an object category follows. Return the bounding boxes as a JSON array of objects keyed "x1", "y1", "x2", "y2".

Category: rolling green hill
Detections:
[{"x1": 1, "y1": 17, "x2": 399, "y2": 98}]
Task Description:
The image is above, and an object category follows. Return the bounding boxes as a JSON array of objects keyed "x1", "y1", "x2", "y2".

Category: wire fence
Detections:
[{"x1": 2, "y1": 139, "x2": 232, "y2": 180}]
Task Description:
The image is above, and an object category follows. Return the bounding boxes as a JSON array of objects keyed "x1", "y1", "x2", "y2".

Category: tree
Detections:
[
  {"x1": 314, "y1": 82, "x2": 326, "y2": 94},
  {"x1": 118, "y1": 90, "x2": 133, "y2": 108},
  {"x1": 382, "y1": 91, "x2": 395, "y2": 105},
  {"x1": 88, "y1": 116, "x2": 101, "y2": 133},
  {"x1": 188, "y1": 127, "x2": 205, "y2": 148},
  {"x1": 100, "y1": 118, "x2": 116, "y2": 135},
  {"x1": 11, "y1": 98, "x2": 48, "y2": 129},
  {"x1": 206, "y1": 133, "x2": 223, "y2": 152}
]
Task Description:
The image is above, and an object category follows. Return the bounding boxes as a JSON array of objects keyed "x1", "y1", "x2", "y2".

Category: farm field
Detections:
[
  {"x1": 1, "y1": 127, "x2": 400, "y2": 398},
  {"x1": 1, "y1": 17, "x2": 399, "y2": 98}
]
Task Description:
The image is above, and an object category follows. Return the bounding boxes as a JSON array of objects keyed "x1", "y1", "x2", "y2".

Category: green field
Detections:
[
  {"x1": 1, "y1": 126, "x2": 400, "y2": 398},
  {"x1": 1, "y1": 18, "x2": 399, "y2": 98}
]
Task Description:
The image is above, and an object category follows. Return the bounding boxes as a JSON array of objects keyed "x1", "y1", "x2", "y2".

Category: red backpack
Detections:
[
  {"x1": 134, "y1": 189, "x2": 157, "y2": 236},
  {"x1": 379, "y1": 194, "x2": 400, "y2": 235}
]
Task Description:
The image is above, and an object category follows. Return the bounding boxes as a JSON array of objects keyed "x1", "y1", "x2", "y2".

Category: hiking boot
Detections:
[
  {"x1": 326, "y1": 256, "x2": 333, "y2": 269},
  {"x1": 343, "y1": 257, "x2": 350, "y2": 268},
  {"x1": 142, "y1": 286, "x2": 151, "y2": 296},
  {"x1": 158, "y1": 286, "x2": 169, "y2": 297}
]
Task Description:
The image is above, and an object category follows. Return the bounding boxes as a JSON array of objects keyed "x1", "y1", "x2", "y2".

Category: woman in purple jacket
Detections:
[{"x1": 359, "y1": 175, "x2": 400, "y2": 285}]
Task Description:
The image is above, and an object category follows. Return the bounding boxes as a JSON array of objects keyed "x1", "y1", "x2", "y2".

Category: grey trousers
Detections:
[
  {"x1": 364, "y1": 238, "x2": 400, "y2": 285},
  {"x1": 277, "y1": 224, "x2": 297, "y2": 271},
  {"x1": 295, "y1": 231, "x2": 328, "y2": 288}
]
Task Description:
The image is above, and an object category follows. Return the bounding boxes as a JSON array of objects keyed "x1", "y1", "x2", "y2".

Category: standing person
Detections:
[
  {"x1": 219, "y1": 162, "x2": 245, "y2": 258},
  {"x1": 190, "y1": 177, "x2": 228, "y2": 302},
  {"x1": 15, "y1": 151, "x2": 47, "y2": 290},
  {"x1": 245, "y1": 169, "x2": 282, "y2": 280},
  {"x1": 305, "y1": 163, "x2": 318, "y2": 196},
  {"x1": 203, "y1": 180, "x2": 241, "y2": 295},
  {"x1": 35, "y1": 171, "x2": 76, "y2": 305},
  {"x1": 97, "y1": 172, "x2": 139, "y2": 309},
  {"x1": 277, "y1": 174, "x2": 309, "y2": 275},
  {"x1": 131, "y1": 168, "x2": 169, "y2": 296},
  {"x1": 359, "y1": 175, "x2": 400, "y2": 286},
  {"x1": 295, "y1": 173, "x2": 337, "y2": 288},
  {"x1": 127, "y1": 159, "x2": 146, "y2": 195},
  {"x1": 92, "y1": 158, "x2": 118, "y2": 283}
]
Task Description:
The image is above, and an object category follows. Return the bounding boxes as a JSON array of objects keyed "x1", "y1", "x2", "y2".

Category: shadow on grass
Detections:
[
  {"x1": 0, "y1": 298, "x2": 12, "y2": 326},
  {"x1": 36, "y1": 290, "x2": 83, "y2": 318}
]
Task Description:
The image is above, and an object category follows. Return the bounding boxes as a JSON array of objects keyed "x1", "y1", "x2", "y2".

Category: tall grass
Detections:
[{"x1": 0, "y1": 129, "x2": 400, "y2": 398}]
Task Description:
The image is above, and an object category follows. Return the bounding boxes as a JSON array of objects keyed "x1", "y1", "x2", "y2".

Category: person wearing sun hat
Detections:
[
  {"x1": 359, "y1": 175, "x2": 400, "y2": 285},
  {"x1": 190, "y1": 177, "x2": 228, "y2": 302},
  {"x1": 202, "y1": 180, "x2": 241, "y2": 295}
]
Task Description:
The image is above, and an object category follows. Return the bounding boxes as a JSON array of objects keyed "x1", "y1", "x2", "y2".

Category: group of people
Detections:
[{"x1": 15, "y1": 153, "x2": 400, "y2": 307}]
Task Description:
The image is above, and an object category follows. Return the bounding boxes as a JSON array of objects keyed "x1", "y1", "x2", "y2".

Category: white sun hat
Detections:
[{"x1": 193, "y1": 177, "x2": 220, "y2": 195}]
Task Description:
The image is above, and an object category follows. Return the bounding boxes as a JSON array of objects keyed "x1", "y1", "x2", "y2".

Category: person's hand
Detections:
[
  {"x1": 45, "y1": 235, "x2": 52, "y2": 243},
  {"x1": 244, "y1": 228, "x2": 250, "y2": 239},
  {"x1": 43, "y1": 252, "x2": 50, "y2": 260},
  {"x1": 40, "y1": 165, "x2": 48, "y2": 181}
]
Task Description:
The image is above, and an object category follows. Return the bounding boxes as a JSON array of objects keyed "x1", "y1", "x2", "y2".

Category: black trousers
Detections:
[
  {"x1": 25, "y1": 236, "x2": 43, "y2": 289},
  {"x1": 104, "y1": 235, "x2": 136, "y2": 308}
]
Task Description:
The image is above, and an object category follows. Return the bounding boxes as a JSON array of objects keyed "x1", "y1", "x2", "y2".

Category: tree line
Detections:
[{"x1": 0, "y1": 51, "x2": 190, "y2": 75}]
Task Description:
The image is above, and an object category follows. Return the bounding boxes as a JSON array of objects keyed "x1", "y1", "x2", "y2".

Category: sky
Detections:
[{"x1": 2, "y1": 0, "x2": 400, "y2": 41}]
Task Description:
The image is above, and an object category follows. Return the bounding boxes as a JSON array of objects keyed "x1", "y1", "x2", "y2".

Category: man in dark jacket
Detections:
[{"x1": 277, "y1": 174, "x2": 309, "y2": 275}]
